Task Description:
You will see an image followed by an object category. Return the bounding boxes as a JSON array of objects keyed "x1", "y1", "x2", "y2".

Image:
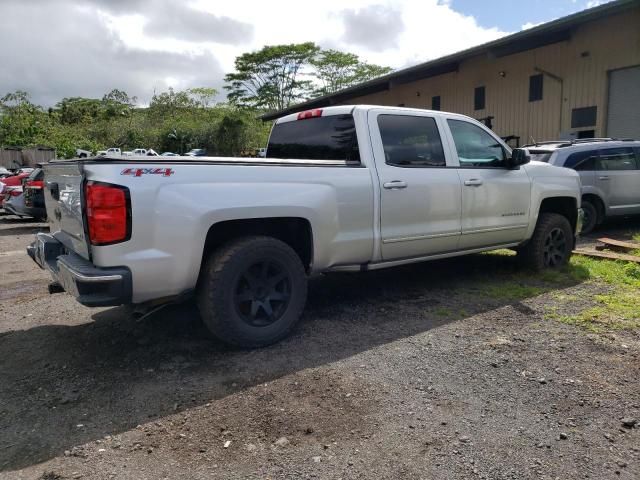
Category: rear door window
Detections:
[
  {"x1": 267, "y1": 114, "x2": 360, "y2": 162},
  {"x1": 377, "y1": 115, "x2": 445, "y2": 167},
  {"x1": 597, "y1": 147, "x2": 637, "y2": 170}
]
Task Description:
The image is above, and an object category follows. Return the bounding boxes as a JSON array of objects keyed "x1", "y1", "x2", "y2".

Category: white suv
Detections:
[{"x1": 524, "y1": 139, "x2": 640, "y2": 233}]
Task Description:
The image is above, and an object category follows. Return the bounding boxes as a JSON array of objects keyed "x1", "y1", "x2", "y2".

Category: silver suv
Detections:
[{"x1": 524, "y1": 139, "x2": 640, "y2": 233}]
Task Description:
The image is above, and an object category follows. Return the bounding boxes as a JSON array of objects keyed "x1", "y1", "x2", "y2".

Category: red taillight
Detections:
[
  {"x1": 296, "y1": 109, "x2": 323, "y2": 120},
  {"x1": 9, "y1": 189, "x2": 21, "y2": 197},
  {"x1": 85, "y1": 181, "x2": 130, "y2": 245},
  {"x1": 26, "y1": 180, "x2": 44, "y2": 190}
]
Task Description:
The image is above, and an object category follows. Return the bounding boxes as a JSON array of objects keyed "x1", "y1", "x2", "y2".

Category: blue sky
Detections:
[{"x1": 451, "y1": 0, "x2": 610, "y2": 30}]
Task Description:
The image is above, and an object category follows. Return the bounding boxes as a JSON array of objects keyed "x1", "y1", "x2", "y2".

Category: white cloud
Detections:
[
  {"x1": 1, "y1": 0, "x2": 510, "y2": 105},
  {"x1": 115, "y1": 0, "x2": 509, "y2": 76},
  {"x1": 521, "y1": 21, "x2": 545, "y2": 30}
]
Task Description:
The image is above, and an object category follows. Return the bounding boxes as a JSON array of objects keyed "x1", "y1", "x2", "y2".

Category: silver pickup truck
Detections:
[{"x1": 28, "y1": 105, "x2": 583, "y2": 347}]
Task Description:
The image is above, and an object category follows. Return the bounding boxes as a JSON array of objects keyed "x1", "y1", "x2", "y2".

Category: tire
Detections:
[
  {"x1": 518, "y1": 213, "x2": 573, "y2": 271},
  {"x1": 580, "y1": 199, "x2": 598, "y2": 235},
  {"x1": 197, "y1": 236, "x2": 308, "y2": 348}
]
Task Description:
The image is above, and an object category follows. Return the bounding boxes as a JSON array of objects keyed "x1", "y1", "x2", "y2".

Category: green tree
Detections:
[
  {"x1": 55, "y1": 97, "x2": 102, "y2": 124},
  {"x1": 0, "y1": 91, "x2": 48, "y2": 146},
  {"x1": 187, "y1": 87, "x2": 218, "y2": 108},
  {"x1": 101, "y1": 89, "x2": 137, "y2": 118},
  {"x1": 311, "y1": 49, "x2": 392, "y2": 97},
  {"x1": 149, "y1": 87, "x2": 198, "y2": 119},
  {"x1": 224, "y1": 42, "x2": 320, "y2": 111}
]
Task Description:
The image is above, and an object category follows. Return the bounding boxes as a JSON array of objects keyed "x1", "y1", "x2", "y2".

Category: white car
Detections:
[
  {"x1": 97, "y1": 148, "x2": 122, "y2": 157},
  {"x1": 30, "y1": 105, "x2": 582, "y2": 347},
  {"x1": 131, "y1": 148, "x2": 159, "y2": 156}
]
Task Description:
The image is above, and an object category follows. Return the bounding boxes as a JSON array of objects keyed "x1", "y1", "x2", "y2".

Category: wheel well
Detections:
[
  {"x1": 581, "y1": 193, "x2": 605, "y2": 224},
  {"x1": 201, "y1": 217, "x2": 313, "y2": 272},
  {"x1": 539, "y1": 197, "x2": 578, "y2": 231}
]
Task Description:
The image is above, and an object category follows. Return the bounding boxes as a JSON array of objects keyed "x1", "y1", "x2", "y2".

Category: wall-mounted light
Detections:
[{"x1": 499, "y1": 71, "x2": 506, "y2": 77}]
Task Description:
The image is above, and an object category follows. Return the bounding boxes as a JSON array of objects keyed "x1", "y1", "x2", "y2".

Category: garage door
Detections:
[{"x1": 607, "y1": 66, "x2": 640, "y2": 139}]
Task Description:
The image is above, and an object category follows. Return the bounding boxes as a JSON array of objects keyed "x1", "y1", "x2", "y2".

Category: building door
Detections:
[{"x1": 607, "y1": 66, "x2": 640, "y2": 139}]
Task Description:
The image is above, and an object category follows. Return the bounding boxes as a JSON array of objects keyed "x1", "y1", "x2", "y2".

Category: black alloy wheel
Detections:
[
  {"x1": 233, "y1": 259, "x2": 292, "y2": 327},
  {"x1": 543, "y1": 227, "x2": 568, "y2": 267}
]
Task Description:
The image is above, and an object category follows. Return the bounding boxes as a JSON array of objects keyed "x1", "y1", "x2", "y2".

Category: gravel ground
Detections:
[{"x1": 1, "y1": 211, "x2": 639, "y2": 480}]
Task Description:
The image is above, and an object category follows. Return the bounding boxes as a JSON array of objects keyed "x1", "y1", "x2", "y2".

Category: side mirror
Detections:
[{"x1": 507, "y1": 148, "x2": 530, "y2": 169}]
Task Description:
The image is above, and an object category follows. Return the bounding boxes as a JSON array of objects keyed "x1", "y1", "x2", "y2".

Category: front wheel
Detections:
[
  {"x1": 197, "y1": 236, "x2": 308, "y2": 348},
  {"x1": 517, "y1": 213, "x2": 573, "y2": 271}
]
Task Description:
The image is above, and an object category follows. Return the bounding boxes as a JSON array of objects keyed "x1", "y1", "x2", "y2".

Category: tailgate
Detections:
[{"x1": 43, "y1": 162, "x2": 90, "y2": 259}]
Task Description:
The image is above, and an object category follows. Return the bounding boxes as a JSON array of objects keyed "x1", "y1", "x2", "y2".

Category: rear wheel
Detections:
[
  {"x1": 518, "y1": 213, "x2": 573, "y2": 270},
  {"x1": 197, "y1": 236, "x2": 308, "y2": 348},
  {"x1": 580, "y1": 199, "x2": 598, "y2": 235}
]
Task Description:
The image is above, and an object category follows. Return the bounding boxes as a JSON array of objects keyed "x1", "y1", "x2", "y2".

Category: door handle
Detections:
[
  {"x1": 464, "y1": 178, "x2": 483, "y2": 186},
  {"x1": 598, "y1": 176, "x2": 610, "y2": 180},
  {"x1": 383, "y1": 180, "x2": 408, "y2": 190}
]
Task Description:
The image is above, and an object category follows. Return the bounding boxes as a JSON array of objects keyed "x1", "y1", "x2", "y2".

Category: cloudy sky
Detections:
[{"x1": 0, "y1": 0, "x2": 611, "y2": 106}]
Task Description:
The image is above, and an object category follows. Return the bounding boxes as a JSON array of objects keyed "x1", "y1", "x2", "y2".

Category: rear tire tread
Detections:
[{"x1": 197, "y1": 236, "x2": 307, "y2": 348}]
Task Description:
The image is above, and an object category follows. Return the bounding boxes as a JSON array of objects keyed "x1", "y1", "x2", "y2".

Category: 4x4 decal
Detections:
[{"x1": 121, "y1": 167, "x2": 174, "y2": 177}]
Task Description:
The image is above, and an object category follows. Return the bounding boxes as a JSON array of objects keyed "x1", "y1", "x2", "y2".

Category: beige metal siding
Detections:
[{"x1": 344, "y1": 7, "x2": 640, "y2": 143}]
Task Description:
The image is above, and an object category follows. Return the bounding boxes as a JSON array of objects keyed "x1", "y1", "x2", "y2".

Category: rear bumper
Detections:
[{"x1": 27, "y1": 233, "x2": 132, "y2": 307}]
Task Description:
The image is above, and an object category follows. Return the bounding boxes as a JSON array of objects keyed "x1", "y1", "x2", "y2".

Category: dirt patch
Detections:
[{"x1": 1, "y1": 215, "x2": 639, "y2": 480}]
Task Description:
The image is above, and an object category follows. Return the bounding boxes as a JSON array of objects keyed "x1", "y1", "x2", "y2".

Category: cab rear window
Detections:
[{"x1": 267, "y1": 114, "x2": 360, "y2": 162}]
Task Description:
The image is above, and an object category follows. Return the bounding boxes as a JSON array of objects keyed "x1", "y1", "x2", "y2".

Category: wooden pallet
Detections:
[
  {"x1": 573, "y1": 248, "x2": 640, "y2": 263},
  {"x1": 595, "y1": 237, "x2": 640, "y2": 253}
]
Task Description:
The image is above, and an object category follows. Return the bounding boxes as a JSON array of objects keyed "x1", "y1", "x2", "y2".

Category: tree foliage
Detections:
[
  {"x1": 224, "y1": 44, "x2": 393, "y2": 111},
  {"x1": 310, "y1": 49, "x2": 392, "y2": 96},
  {"x1": 224, "y1": 42, "x2": 320, "y2": 111},
  {"x1": 0, "y1": 88, "x2": 270, "y2": 159}
]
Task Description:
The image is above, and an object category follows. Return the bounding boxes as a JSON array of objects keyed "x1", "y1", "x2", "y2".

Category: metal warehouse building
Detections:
[{"x1": 266, "y1": 0, "x2": 640, "y2": 145}]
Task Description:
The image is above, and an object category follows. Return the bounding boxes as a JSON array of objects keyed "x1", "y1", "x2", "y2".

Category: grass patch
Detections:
[
  {"x1": 547, "y1": 290, "x2": 640, "y2": 332},
  {"x1": 547, "y1": 256, "x2": 640, "y2": 332},
  {"x1": 481, "y1": 248, "x2": 640, "y2": 332}
]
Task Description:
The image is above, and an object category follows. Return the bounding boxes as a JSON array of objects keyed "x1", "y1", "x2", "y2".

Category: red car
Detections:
[{"x1": 0, "y1": 172, "x2": 30, "y2": 208}]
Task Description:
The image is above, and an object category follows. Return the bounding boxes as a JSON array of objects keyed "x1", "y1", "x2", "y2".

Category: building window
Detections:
[
  {"x1": 474, "y1": 86, "x2": 485, "y2": 110},
  {"x1": 529, "y1": 74, "x2": 543, "y2": 102},
  {"x1": 571, "y1": 106, "x2": 597, "y2": 128},
  {"x1": 431, "y1": 95, "x2": 441, "y2": 111}
]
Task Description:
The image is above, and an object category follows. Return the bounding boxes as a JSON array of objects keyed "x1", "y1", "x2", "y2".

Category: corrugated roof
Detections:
[{"x1": 262, "y1": 0, "x2": 638, "y2": 121}]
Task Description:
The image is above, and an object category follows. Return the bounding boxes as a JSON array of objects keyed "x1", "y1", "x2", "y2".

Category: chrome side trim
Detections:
[
  {"x1": 461, "y1": 224, "x2": 528, "y2": 235},
  {"x1": 610, "y1": 204, "x2": 640, "y2": 209},
  {"x1": 383, "y1": 231, "x2": 461, "y2": 244},
  {"x1": 327, "y1": 242, "x2": 521, "y2": 272}
]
